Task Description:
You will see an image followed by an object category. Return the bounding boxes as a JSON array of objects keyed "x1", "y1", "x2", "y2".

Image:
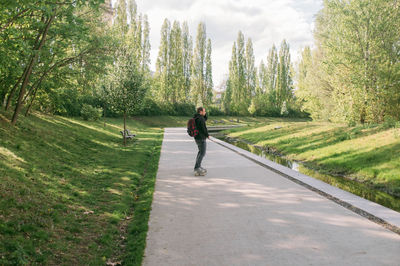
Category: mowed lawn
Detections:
[
  {"x1": 131, "y1": 115, "x2": 308, "y2": 128},
  {"x1": 224, "y1": 120, "x2": 400, "y2": 197},
  {"x1": 0, "y1": 112, "x2": 163, "y2": 265}
]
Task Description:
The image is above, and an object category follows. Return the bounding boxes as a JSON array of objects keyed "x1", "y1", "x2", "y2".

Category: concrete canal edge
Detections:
[{"x1": 210, "y1": 136, "x2": 400, "y2": 234}]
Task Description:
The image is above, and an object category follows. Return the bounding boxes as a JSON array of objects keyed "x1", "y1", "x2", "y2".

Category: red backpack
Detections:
[{"x1": 187, "y1": 118, "x2": 199, "y2": 137}]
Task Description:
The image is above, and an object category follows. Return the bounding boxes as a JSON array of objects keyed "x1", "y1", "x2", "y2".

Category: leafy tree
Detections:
[
  {"x1": 226, "y1": 31, "x2": 249, "y2": 115},
  {"x1": 248, "y1": 99, "x2": 256, "y2": 116},
  {"x1": 295, "y1": 46, "x2": 334, "y2": 120},
  {"x1": 205, "y1": 38, "x2": 213, "y2": 105},
  {"x1": 245, "y1": 38, "x2": 256, "y2": 100},
  {"x1": 312, "y1": 0, "x2": 400, "y2": 123},
  {"x1": 1, "y1": 0, "x2": 108, "y2": 125},
  {"x1": 228, "y1": 42, "x2": 239, "y2": 113},
  {"x1": 103, "y1": 46, "x2": 146, "y2": 145},
  {"x1": 155, "y1": 18, "x2": 171, "y2": 102},
  {"x1": 236, "y1": 31, "x2": 247, "y2": 113},
  {"x1": 182, "y1": 22, "x2": 193, "y2": 101},
  {"x1": 192, "y1": 22, "x2": 211, "y2": 106},
  {"x1": 276, "y1": 39, "x2": 294, "y2": 110},
  {"x1": 169, "y1": 21, "x2": 185, "y2": 103},
  {"x1": 265, "y1": 44, "x2": 278, "y2": 105}
]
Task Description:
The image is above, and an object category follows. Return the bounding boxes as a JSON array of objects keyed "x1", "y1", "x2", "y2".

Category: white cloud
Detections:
[{"x1": 134, "y1": 0, "x2": 323, "y2": 87}]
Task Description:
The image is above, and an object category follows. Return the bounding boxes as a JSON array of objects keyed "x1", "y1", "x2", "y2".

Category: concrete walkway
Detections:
[{"x1": 143, "y1": 128, "x2": 400, "y2": 266}]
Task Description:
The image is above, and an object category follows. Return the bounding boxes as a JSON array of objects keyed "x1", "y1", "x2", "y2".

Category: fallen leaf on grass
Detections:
[{"x1": 106, "y1": 260, "x2": 122, "y2": 266}]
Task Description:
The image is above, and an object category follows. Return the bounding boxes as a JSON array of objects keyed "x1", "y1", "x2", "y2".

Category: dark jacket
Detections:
[{"x1": 193, "y1": 113, "x2": 209, "y2": 140}]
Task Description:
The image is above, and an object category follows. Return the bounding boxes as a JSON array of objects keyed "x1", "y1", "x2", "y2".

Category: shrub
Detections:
[
  {"x1": 138, "y1": 98, "x2": 163, "y2": 116},
  {"x1": 158, "y1": 102, "x2": 177, "y2": 116},
  {"x1": 81, "y1": 104, "x2": 102, "y2": 121},
  {"x1": 207, "y1": 105, "x2": 225, "y2": 116},
  {"x1": 382, "y1": 115, "x2": 398, "y2": 129},
  {"x1": 173, "y1": 102, "x2": 195, "y2": 116},
  {"x1": 347, "y1": 120, "x2": 357, "y2": 127},
  {"x1": 52, "y1": 88, "x2": 81, "y2": 116},
  {"x1": 137, "y1": 100, "x2": 195, "y2": 116}
]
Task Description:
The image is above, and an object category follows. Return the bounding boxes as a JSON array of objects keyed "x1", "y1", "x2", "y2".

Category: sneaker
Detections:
[
  {"x1": 199, "y1": 167, "x2": 207, "y2": 172},
  {"x1": 194, "y1": 168, "x2": 206, "y2": 176}
]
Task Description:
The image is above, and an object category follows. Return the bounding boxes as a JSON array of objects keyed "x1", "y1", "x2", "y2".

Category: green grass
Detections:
[
  {"x1": 132, "y1": 115, "x2": 309, "y2": 128},
  {"x1": 4, "y1": 111, "x2": 395, "y2": 264},
  {"x1": 1, "y1": 113, "x2": 292, "y2": 265},
  {"x1": 223, "y1": 120, "x2": 400, "y2": 197},
  {"x1": 0, "y1": 111, "x2": 163, "y2": 265}
]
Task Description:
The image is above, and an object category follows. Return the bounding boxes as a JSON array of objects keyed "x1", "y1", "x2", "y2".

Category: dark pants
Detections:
[{"x1": 194, "y1": 138, "x2": 206, "y2": 170}]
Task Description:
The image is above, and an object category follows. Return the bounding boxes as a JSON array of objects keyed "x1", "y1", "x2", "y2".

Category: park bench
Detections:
[{"x1": 120, "y1": 129, "x2": 136, "y2": 139}]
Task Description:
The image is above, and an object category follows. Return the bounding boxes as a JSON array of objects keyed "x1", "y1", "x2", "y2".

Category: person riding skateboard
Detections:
[{"x1": 193, "y1": 107, "x2": 209, "y2": 176}]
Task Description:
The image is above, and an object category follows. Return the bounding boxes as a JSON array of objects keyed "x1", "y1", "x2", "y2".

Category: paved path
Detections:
[{"x1": 143, "y1": 128, "x2": 400, "y2": 266}]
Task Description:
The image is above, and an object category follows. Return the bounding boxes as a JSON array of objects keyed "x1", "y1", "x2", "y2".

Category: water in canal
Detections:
[{"x1": 211, "y1": 132, "x2": 400, "y2": 213}]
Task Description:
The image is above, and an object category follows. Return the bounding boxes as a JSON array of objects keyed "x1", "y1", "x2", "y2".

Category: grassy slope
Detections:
[
  {"x1": 132, "y1": 115, "x2": 308, "y2": 128},
  {"x1": 1, "y1": 113, "x2": 286, "y2": 265},
  {"x1": 224, "y1": 120, "x2": 400, "y2": 196},
  {"x1": 0, "y1": 112, "x2": 163, "y2": 265}
]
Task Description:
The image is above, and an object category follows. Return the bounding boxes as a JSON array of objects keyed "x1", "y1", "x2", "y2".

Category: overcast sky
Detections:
[{"x1": 134, "y1": 0, "x2": 323, "y2": 88}]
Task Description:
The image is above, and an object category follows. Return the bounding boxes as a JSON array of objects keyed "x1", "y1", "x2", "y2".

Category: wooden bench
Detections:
[{"x1": 120, "y1": 129, "x2": 136, "y2": 139}]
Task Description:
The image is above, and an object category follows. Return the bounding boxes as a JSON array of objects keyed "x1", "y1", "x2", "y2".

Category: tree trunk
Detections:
[
  {"x1": 5, "y1": 73, "x2": 24, "y2": 111},
  {"x1": 23, "y1": 51, "x2": 85, "y2": 108},
  {"x1": 25, "y1": 86, "x2": 39, "y2": 117},
  {"x1": 123, "y1": 111, "x2": 127, "y2": 146},
  {"x1": 11, "y1": 12, "x2": 55, "y2": 125},
  {"x1": 6, "y1": 15, "x2": 45, "y2": 112}
]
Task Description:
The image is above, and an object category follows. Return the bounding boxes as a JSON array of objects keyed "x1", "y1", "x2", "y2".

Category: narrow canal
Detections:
[{"x1": 210, "y1": 131, "x2": 400, "y2": 213}]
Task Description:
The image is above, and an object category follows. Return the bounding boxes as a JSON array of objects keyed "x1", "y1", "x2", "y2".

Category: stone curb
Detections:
[{"x1": 210, "y1": 136, "x2": 400, "y2": 234}]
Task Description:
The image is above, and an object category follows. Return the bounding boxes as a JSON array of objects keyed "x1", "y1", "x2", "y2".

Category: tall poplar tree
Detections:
[
  {"x1": 228, "y1": 42, "x2": 239, "y2": 113},
  {"x1": 236, "y1": 31, "x2": 247, "y2": 113},
  {"x1": 226, "y1": 31, "x2": 254, "y2": 115},
  {"x1": 276, "y1": 39, "x2": 293, "y2": 111},
  {"x1": 266, "y1": 44, "x2": 278, "y2": 97},
  {"x1": 116, "y1": 0, "x2": 128, "y2": 35},
  {"x1": 141, "y1": 14, "x2": 151, "y2": 73},
  {"x1": 169, "y1": 21, "x2": 184, "y2": 103},
  {"x1": 205, "y1": 38, "x2": 213, "y2": 105},
  {"x1": 155, "y1": 18, "x2": 171, "y2": 102},
  {"x1": 245, "y1": 38, "x2": 256, "y2": 99},
  {"x1": 192, "y1": 22, "x2": 208, "y2": 106},
  {"x1": 182, "y1": 22, "x2": 193, "y2": 101}
]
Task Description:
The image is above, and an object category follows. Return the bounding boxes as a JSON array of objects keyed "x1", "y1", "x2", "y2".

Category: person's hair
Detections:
[{"x1": 197, "y1": 107, "x2": 204, "y2": 114}]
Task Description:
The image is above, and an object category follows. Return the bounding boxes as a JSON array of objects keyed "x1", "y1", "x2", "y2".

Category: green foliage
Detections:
[
  {"x1": 1, "y1": 0, "x2": 111, "y2": 124},
  {"x1": 100, "y1": 1, "x2": 150, "y2": 120},
  {"x1": 228, "y1": 31, "x2": 249, "y2": 115},
  {"x1": 382, "y1": 116, "x2": 398, "y2": 129},
  {"x1": 102, "y1": 45, "x2": 147, "y2": 116},
  {"x1": 153, "y1": 20, "x2": 212, "y2": 109},
  {"x1": 207, "y1": 105, "x2": 225, "y2": 116},
  {"x1": 248, "y1": 100, "x2": 257, "y2": 116},
  {"x1": 192, "y1": 22, "x2": 213, "y2": 106},
  {"x1": 81, "y1": 104, "x2": 102, "y2": 121},
  {"x1": 53, "y1": 88, "x2": 83, "y2": 116},
  {"x1": 172, "y1": 102, "x2": 196, "y2": 116},
  {"x1": 298, "y1": 0, "x2": 400, "y2": 124},
  {"x1": 137, "y1": 98, "x2": 163, "y2": 116},
  {"x1": 224, "y1": 35, "x2": 303, "y2": 118}
]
